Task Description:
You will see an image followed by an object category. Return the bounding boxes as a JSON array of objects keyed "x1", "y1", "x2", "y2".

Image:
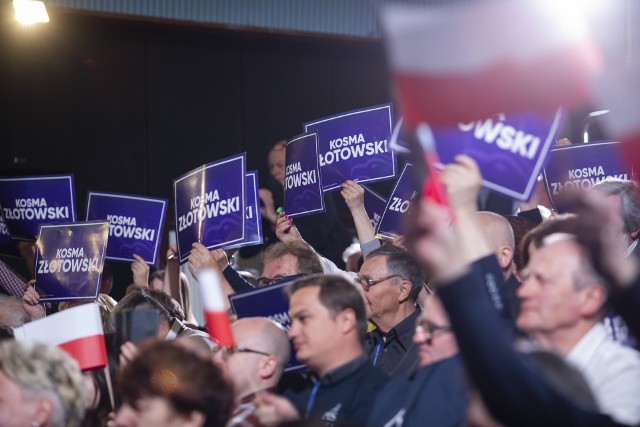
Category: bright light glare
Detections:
[{"x1": 14, "y1": 0, "x2": 50, "y2": 24}]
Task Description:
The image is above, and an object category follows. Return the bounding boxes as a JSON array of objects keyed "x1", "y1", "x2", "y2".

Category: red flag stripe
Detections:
[{"x1": 58, "y1": 334, "x2": 107, "y2": 371}]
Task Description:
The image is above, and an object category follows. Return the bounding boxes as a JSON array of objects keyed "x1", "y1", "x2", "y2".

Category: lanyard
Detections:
[
  {"x1": 372, "y1": 339, "x2": 384, "y2": 366},
  {"x1": 304, "y1": 380, "x2": 322, "y2": 419}
]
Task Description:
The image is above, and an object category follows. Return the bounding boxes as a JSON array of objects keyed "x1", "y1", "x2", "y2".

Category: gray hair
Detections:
[
  {"x1": 0, "y1": 295, "x2": 30, "y2": 328},
  {"x1": 0, "y1": 341, "x2": 86, "y2": 427},
  {"x1": 592, "y1": 178, "x2": 640, "y2": 236}
]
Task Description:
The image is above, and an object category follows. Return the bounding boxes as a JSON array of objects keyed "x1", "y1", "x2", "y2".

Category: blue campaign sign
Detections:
[
  {"x1": 229, "y1": 279, "x2": 304, "y2": 372},
  {"x1": 304, "y1": 103, "x2": 397, "y2": 192},
  {"x1": 34, "y1": 221, "x2": 109, "y2": 302},
  {"x1": 226, "y1": 171, "x2": 264, "y2": 250},
  {"x1": 430, "y1": 108, "x2": 564, "y2": 201},
  {"x1": 362, "y1": 185, "x2": 387, "y2": 232},
  {"x1": 86, "y1": 192, "x2": 168, "y2": 266},
  {"x1": 283, "y1": 133, "x2": 325, "y2": 218},
  {"x1": 0, "y1": 175, "x2": 76, "y2": 241},
  {"x1": 543, "y1": 141, "x2": 632, "y2": 212},
  {"x1": 0, "y1": 216, "x2": 20, "y2": 259},
  {"x1": 174, "y1": 153, "x2": 246, "y2": 263},
  {"x1": 375, "y1": 163, "x2": 418, "y2": 240}
]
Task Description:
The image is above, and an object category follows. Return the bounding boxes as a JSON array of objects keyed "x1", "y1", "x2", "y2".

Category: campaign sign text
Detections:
[
  {"x1": 283, "y1": 133, "x2": 325, "y2": 218},
  {"x1": 362, "y1": 185, "x2": 387, "y2": 231},
  {"x1": 0, "y1": 175, "x2": 76, "y2": 240},
  {"x1": 174, "y1": 154, "x2": 246, "y2": 263},
  {"x1": 0, "y1": 216, "x2": 20, "y2": 259},
  {"x1": 375, "y1": 163, "x2": 417, "y2": 240},
  {"x1": 543, "y1": 141, "x2": 632, "y2": 212},
  {"x1": 226, "y1": 171, "x2": 264, "y2": 250},
  {"x1": 86, "y1": 192, "x2": 168, "y2": 265},
  {"x1": 35, "y1": 221, "x2": 109, "y2": 302},
  {"x1": 430, "y1": 108, "x2": 563, "y2": 201},
  {"x1": 304, "y1": 103, "x2": 397, "y2": 192},
  {"x1": 229, "y1": 280, "x2": 304, "y2": 372}
]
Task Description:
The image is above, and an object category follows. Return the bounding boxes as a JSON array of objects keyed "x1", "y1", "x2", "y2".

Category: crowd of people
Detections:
[{"x1": 1, "y1": 138, "x2": 640, "y2": 427}]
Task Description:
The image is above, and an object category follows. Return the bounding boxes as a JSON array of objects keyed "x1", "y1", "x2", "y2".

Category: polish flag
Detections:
[
  {"x1": 14, "y1": 303, "x2": 106, "y2": 371},
  {"x1": 381, "y1": 0, "x2": 602, "y2": 128},
  {"x1": 198, "y1": 269, "x2": 235, "y2": 348}
]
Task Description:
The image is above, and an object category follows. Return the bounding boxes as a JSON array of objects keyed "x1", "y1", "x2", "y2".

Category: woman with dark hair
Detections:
[{"x1": 114, "y1": 340, "x2": 233, "y2": 427}]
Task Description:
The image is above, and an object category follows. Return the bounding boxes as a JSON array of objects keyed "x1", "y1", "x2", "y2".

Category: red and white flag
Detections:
[
  {"x1": 198, "y1": 269, "x2": 235, "y2": 348},
  {"x1": 381, "y1": 0, "x2": 602, "y2": 128},
  {"x1": 14, "y1": 303, "x2": 106, "y2": 371}
]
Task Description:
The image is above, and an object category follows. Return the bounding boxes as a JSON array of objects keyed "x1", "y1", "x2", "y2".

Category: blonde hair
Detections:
[
  {"x1": 0, "y1": 341, "x2": 86, "y2": 427},
  {"x1": 58, "y1": 294, "x2": 116, "y2": 333}
]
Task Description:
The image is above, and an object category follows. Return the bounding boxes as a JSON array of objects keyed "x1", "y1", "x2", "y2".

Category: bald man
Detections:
[
  {"x1": 216, "y1": 317, "x2": 291, "y2": 427},
  {"x1": 476, "y1": 211, "x2": 521, "y2": 324}
]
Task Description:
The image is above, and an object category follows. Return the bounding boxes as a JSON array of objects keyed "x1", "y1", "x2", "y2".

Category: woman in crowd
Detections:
[{"x1": 0, "y1": 340, "x2": 86, "y2": 427}]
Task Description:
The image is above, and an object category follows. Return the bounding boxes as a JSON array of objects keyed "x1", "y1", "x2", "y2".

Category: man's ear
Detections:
[
  {"x1": 497, "y1": 245, "x2": 514, "y2": 271},
  {"x1": 579, "y1": 284, "x2": 607, "y2": 318},
  {"x1": 258, "y1": 355, "x2": 278, "y2": 380},
  {"x1": 630, "y1": 229, "x2": 640, "y2": 240},
  {"x1": 338, "y1": 308, "x2": 357, "y2": 336},
  {"x1": 397, "y1": 280, "x2": 412, "y2": 304}
]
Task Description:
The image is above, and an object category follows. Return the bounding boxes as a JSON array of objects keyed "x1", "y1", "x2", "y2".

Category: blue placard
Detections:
[
  {"x1": 375, "y1": 163, "x2": 418, "y2": 240},
  {"x1": 430, "y1": 108, "x2": 564, "y2": 201},
  {"x1": 174, "y1": 154, "x2": 246, "y2": 263},
  {"x1": 304, "y1": 103, "x2": 397, "y2": 192},
  {"x1": 362, "y1": 185, "x2": 387, "y2": 232},
  {"x1": 0, "y1": 216, "x2": 21, "y2": 259},
  {"x1": 229, "y1": 280, "x2": 304, "y2": 372},
  {"x1": 34, "y1": 221, "x2": 109, "y2": 302},
  {"x1": 543, "y1": 141, "x2": 633, "y2": 212},
  {"x1": 0, "y1": 175, "x2": 76, "y2": 241},
  {"x1": 226, "y1": 171, "x2": 264, "y2": 250},
  {"x1": 85, "y1": 192, "x2": 168, "y2": 266},
  {"x1": 283, "y1": 133, "x2": 325, "y2": 218}
]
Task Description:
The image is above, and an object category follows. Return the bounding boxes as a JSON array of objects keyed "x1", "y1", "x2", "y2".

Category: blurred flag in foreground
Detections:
[
  {"x1": 381, "y1": 0, "x2": 601, "y2": 128},
  {"x1": 198, "y1": 269, "x2": 236, "y2": 348},
  {"x1": 14, "y1": 303, "x2": 106, "y2": 371}
]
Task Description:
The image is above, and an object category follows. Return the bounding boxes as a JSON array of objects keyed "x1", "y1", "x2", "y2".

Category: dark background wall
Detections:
[{"x1": 0, "y1": 8, "x2": 391, "y2": 296}]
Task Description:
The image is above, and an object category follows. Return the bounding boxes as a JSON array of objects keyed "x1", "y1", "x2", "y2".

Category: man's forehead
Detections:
[
  {"x1": 263, "y1": 254, "x2": 299, "y2": 276},
  {"x1": 361, "y1": 254, "x2": 388, "y2": 272},
  {"x1": 289, "y1": 286, "x2": 320, "y2": 311},
  {"x1": 532, "y1": 238, "x2": 581, "y2": 269}
]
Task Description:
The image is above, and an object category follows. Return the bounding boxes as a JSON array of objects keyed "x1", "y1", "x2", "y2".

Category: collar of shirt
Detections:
[
  {"x1": 319, "y1": 354, "x2": 368, "y2": 386},
  {"x1": 370, "y1": 307, "x2": 422, "y2": 352}
]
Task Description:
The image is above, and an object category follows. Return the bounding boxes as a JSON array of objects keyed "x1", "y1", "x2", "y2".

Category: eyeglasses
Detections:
[
  {"x1": 256, "y1": 273, "x2": 305, "y2": 287},
  {"x1": 414, "y1": 318, "x2": 452, "y2": 343},
  {"x1": 213, "y1": 345, "x2": 270, "y2": 360},
  {"x1": 354, "y1": 274, "x2": 401, "y2": 292}
]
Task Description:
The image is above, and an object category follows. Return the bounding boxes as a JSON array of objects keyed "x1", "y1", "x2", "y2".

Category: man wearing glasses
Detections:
[
  {"x1": 214, "y1": 317, "x2": 291, "y2": 427},
  {"x1": 368, "y1": 295, "x2": 468, "y2": 427},
  {"x1": 357, "y1": 245, "x2": 426, "y2": 378},
  {"x1": 220, "y1": 241, "x2": 325, "y2": 294}
]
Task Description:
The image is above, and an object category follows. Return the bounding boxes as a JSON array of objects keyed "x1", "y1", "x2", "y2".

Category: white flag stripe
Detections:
[
  {"x1": 382, "y1": 0, "x2": 590, "y2": 74},
  {"x1": 14, "y1": 303, "x2": 103, "y2": 347},
  {"x1": 198, "y1": 270, "x2": 228, "y2": 312}
]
